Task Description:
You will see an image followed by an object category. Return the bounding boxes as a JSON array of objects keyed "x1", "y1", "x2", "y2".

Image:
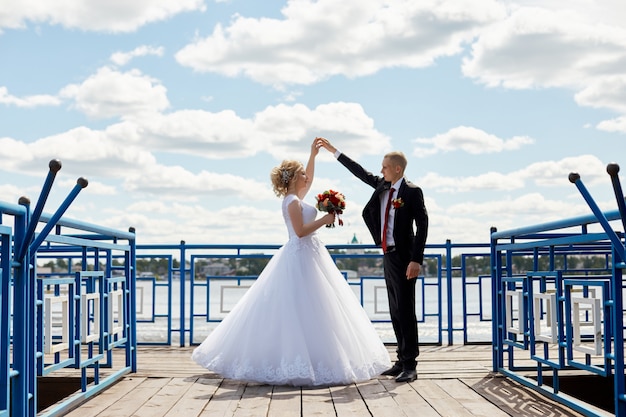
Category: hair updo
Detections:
[{"x1": 270, "y1": 160, "x2": 303, "y2": 197}]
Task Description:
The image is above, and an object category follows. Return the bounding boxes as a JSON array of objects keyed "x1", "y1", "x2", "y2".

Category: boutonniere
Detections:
[{"x1": 392, "y1": 198, "x2": 404, "y2": 209}]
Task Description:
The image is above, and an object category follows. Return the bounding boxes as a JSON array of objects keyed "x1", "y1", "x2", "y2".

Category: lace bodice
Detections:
[{"x1": 282, "y1": 194, "x2": 317, "y2": 239}]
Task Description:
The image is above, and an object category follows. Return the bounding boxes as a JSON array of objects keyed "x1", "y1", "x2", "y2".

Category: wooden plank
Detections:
[
  {"x1": 164, "y1": 377, "x2": 221, "y2": 417},
  {"x1": 132, "y1": 378, "x2": 198, "y2": 417},
  {"x1": 94, "y1": 377, "x2": 171, "y2": 417},
  {"x1": 267, "y1": 385, "x2": 301, "y2": 417},
  {"x1": 63, "y1": 377, "x2": 147, "y2": 417},
  {"x1": 379, "y1": 378, "x2": 440, "y2": 417},
  {"x1": 135, "y1": 349, "x2": 208, "y2": 378},
  {"x1": 198, "y1": 380, "x2": 246, "y2": 417},
  {"x1": 357, "y1": 379, "x2": 407, "y2": 417},
  {"x1": 57, "y1": 345, "x2": 593, "y2": 417},
  {"x1": 231, "y1": 383, "x2": 273, "y2": 417},
  {"x1": 329, "y1": 384, "x2": 372, "y2": 417},
  {"x1": 435, "y1": 379, "x2": 509, "y2": 417},
  {"x1": 302, "y1": 386, "x2": 335, "y2": 416},
  {"x1": 410, "y1": 380, "x2": 475, "y2": 417}
]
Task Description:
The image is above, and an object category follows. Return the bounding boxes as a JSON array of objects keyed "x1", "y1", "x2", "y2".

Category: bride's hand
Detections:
[
  {"x1": 315, "y1": 137, "x2": 336, "y2": 154},
  {"x1": 311, "y1": 138, "x2": 320, "y2": 156},
  {"x1": 324, "y1": 212, "x2": 336, "y2": 225}
]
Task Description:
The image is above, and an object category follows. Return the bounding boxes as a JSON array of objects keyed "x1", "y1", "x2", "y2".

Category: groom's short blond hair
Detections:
[{"x1": 384, "y1": 151, "x2": 407, "y2": 172}]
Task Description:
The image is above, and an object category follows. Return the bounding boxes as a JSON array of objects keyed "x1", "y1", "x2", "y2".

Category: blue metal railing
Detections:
[
  {"x1": 129, "y1": 240, "x2": 493, "y2": 347},
  {"x1": 1, "y1": 224, "x2": 12, "y2": 417},
  {"x1": 491, "y1": 163, "x2": 626, "y2": 417},
  {"x1": 0, "y1": 160, "x2": 136, "y2": 417}
]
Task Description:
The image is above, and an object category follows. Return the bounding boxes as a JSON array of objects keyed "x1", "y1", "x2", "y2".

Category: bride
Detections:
[{"x1": 192, "y1": 138, "x2": 391, "y2": 386}]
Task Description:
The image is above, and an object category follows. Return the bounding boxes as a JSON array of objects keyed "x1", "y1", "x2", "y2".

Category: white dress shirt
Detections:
[{"x1": 381, "y1": 178, "x2": 403, "y2": 247}]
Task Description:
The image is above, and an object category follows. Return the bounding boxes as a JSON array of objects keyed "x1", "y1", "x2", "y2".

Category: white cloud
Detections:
[
  {"x1": 110, "y1": 45, "x2": 165, "y2": 66},
  {"x1": 503, "y1": 0, "x2": 626, "y2": 28},
  {"x1": 95, "y1": 202, "x2": 289, "y2": 245},
  {"x1": 427, "y1": 211, "x2": 495, "y2": 244},
  {"x1": 413, "y1": 126, "x2": 534, "y2": 156},
  {"x1": 253, "y1": 102, "x2": 391, "y2": 159},
  {"x1": 0, "y1": 86, "x2": 61, "y2": 108},
  {"x1": 0, "y1": 136, "x2": 32, "y2": 164},
  {"x1": 0, "y1": 128, "x2": 157, "y2": 177},
  {"x1": 0, "y1": 183, "x2": 24, "y2": 204},
  {"x1": 0, "y1": 99, "x2": 390, "y2": 196},
  {"x1": 0, "y1": 130, "x2": 271, "y2": 203},
  {"x1": 122, "y1": 165, "x2": 274, "y2": 201},
  {"x1": 463, "y1": 6, "x2": 626, "y2": 89},
  {"x1": 418, "y1": 154, "x2": 607, "y2": 193},
  {"x1": 597, "y1": 116, "x2": 626, "y2": 133},
  {"x1": 0, "y1": 0, "x2": 206, "y2": 32},
  {"x1": 60, "y1": 67, "x2": 169, "y2": 119},
  {"x1": 421, "y1": 191, "x2": 602, "y2": 245},
  {"x1": 462, "y1": 3, "x2": 626, "y2": 132},
  {"x1": 517, "y1": 154, "x2": 607, "y2": 187},
  {"x1": 57, "y1": 178, "x2": 117, "y2": 195},
  {"x1": 108, "y1": 109, "x2": 259, "y2": 158},
  {"x1": 175, "y1": 0, "x2": 506, "y2": 87},
  {"x1": 447, "y1": 192, "x2": 584, "y2": 218},
  {"x1": 575, "y1": 75, "x2": 626, "y2": 114},
  {"x1": 104, "y1": 102, "x2": 390, "y2": 160},
  {"x1": 419, "y1": 171, "x2": 524, "y2": 193}
]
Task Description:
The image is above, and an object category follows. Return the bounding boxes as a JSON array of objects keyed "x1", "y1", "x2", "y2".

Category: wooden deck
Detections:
[{"x1": 48, "y1": 345, "x2": 594, "y2": 417}]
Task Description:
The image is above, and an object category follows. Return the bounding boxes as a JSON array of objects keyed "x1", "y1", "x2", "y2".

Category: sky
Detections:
[{"x1": 1, "y1": 0, "x2": 626, "y2": 250}]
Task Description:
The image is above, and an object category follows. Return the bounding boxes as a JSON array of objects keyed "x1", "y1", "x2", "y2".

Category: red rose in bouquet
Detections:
[{"x1": 315, "y1": 189, "x2": 346, "y2": 227}]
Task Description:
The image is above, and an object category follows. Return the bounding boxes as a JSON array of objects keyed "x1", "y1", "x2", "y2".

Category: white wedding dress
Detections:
[{"x1": 192, "y1": 194, "x2": 391, "y2": 386}]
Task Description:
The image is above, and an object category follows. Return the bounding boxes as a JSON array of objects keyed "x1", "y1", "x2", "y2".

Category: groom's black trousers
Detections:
[{"x1": 383, "y1": 249, "x2": 419, "y2": 370}]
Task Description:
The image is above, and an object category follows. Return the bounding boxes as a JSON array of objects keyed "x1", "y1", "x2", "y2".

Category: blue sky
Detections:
[{"x1": 1, "y1": 0, "x2": 625, "y2": 248}]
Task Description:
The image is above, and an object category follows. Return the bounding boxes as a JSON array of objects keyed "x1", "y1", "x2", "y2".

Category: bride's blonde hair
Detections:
[{"x1": 270, "y1": 160, "x2": 303, "y2": 197}]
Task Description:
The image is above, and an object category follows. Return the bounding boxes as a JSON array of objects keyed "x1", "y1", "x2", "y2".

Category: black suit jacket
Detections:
[{"x1": 338, "y1": 153, "x2": 428, "y2": 264}]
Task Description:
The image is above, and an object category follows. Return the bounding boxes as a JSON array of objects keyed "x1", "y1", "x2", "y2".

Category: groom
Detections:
[{"x1": 317, "y1": 137, "x2": 428, "y2": 383}]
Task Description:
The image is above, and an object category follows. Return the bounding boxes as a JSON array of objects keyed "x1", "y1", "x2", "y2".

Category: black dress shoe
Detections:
[
  {"x1": 395, "y1": 369, "x2": 417, "y2": 383},
  {"x1": 381, "y1": 363, "x2": 403, "y2": 377}
]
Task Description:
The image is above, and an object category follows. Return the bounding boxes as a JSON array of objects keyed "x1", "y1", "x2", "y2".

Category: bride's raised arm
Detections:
[{"x1": 299, "y1": 138, "x2": 319, "y2": 199}]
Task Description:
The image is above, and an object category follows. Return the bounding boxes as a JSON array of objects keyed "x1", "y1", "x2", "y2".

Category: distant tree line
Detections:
[
  {"x1": 422, "y1": 254, "x2": 610, "y2": 277},
  {"x1": 40, "y1": 252, "x2": 611, "y2": 279}
]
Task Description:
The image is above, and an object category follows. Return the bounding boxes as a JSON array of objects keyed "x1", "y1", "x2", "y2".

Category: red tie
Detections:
[{"x1": 382, "y1": 187, "x2": 395, "y2": 252}]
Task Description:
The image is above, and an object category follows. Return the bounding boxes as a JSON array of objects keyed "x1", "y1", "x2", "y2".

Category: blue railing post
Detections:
[
  {"x1": 17, "y1": 160, "x2": 62, "y2": 261},
  {"x1": 611, "y1": 249, "x2": 626, "y2": 416},
  {"x1": 490, "y1": 226, "x2": 501, "y2": 372},
  {"x1": 28, "y1": 177, "x2": 88, "y2": 256},
  {"x1": 445, "y1": 239, "x2": 453, "y2": 345},
  {"x1": 128, "y1": 227, "x2": 138, "y2": 372},
  {"x1": 179, "y1": 241, "x2": 186, "y2": 347},
  {"x1": 604, "y1": 164, "x2": 626, "y2": 416},
  {"x1": 607, "y1": 163, "x2": 626, "y2": 235},
  {"x1": 569, "y1": 172, "x2": 625, "y2": 263},
  {"x1": 0, "y1": 225, "x2": 12, "y2": 416},
  {"x1": 13, "y1": 196, "x2": 35, "y2": 417}
]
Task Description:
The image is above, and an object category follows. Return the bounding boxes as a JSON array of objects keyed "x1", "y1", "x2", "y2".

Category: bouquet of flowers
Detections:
[{"x1": 315, "y1": 189, "x2": 346, "y2": 227}]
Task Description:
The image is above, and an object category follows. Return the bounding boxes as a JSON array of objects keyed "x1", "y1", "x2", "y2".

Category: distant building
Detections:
[
  {"x1": 200, "y1": 261, "x2": 232, "y2": 277},
  {"x1": 347, "y1": 233, "x2": 363, "y2": 255}
]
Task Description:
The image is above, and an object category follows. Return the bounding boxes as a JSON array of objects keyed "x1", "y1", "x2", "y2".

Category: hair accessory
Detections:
[{"x1": 281, "y1": 168, "x2": 291, "y2": 184}]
